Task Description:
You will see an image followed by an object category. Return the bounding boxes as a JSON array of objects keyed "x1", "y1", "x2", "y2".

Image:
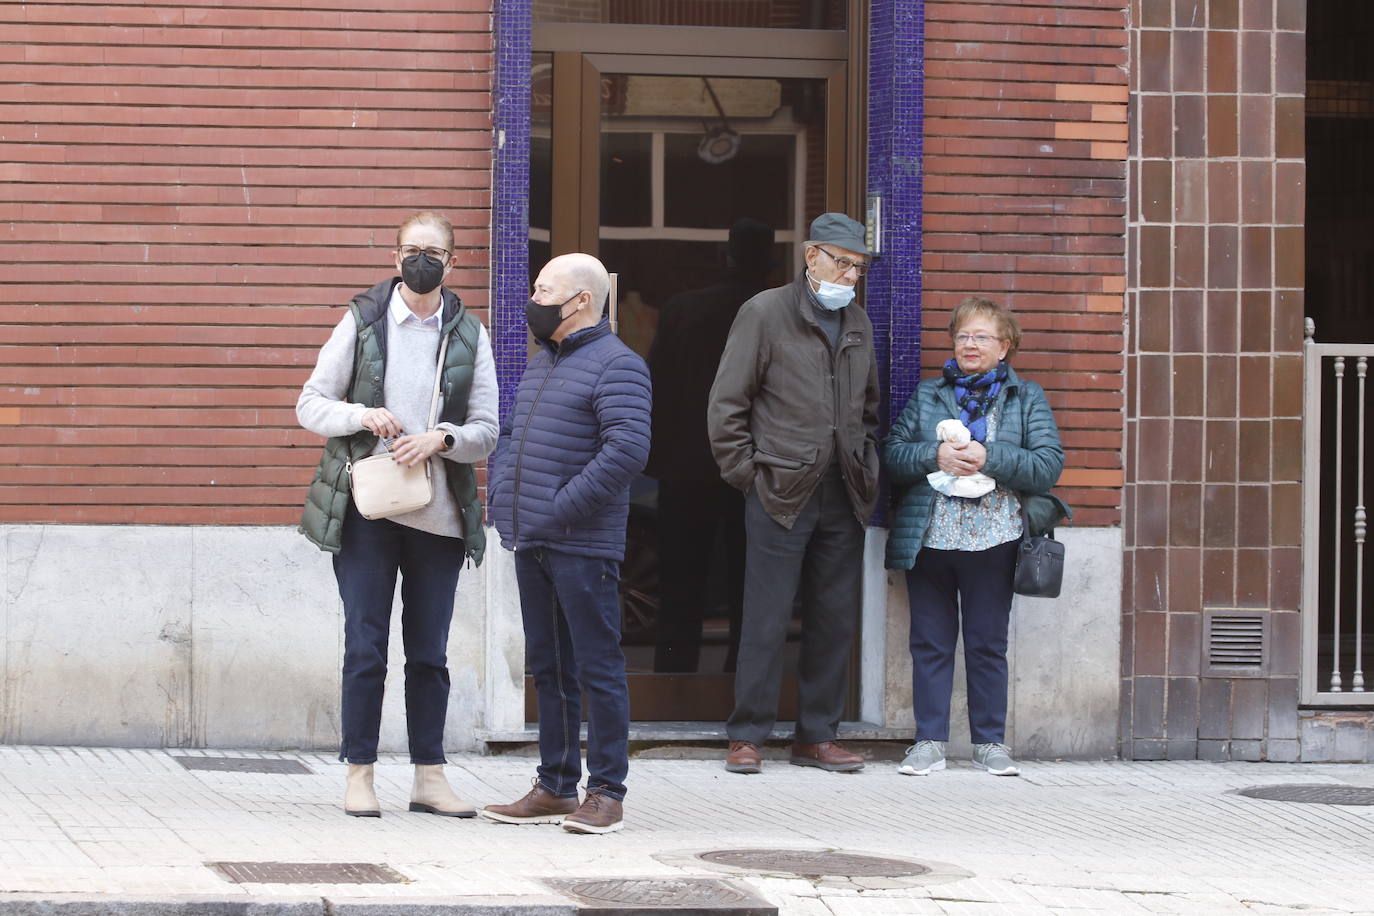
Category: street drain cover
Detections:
[
  {"x1": 174, "y1": 755, "x2": 312, "y2": 775},
  {"x1": 697, "y1": 848, "x2": 929, "y2": 878},
  {"x1": 546, "y1": 877, "x2": 774, "y2": 912},
  {"x1": 209, "y1": 862, "x2": 407, "y2": 884},
  {"x1": 1237, "y1": 784, "x2": 1374, "y2": 806}
]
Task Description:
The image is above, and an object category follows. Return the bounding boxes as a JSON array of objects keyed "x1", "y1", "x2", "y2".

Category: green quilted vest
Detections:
[{"x1": 298, "y1": 282, "x2": 486, "y2": 565}]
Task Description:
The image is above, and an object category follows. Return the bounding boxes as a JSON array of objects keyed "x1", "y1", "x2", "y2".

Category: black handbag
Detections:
[{"x1": 1013, "y1": 493, "x2": 1072, "y2": 599}]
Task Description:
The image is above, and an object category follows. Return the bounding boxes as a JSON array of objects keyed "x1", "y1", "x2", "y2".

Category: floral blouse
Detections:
[{"x1": 921, "y1": 407, "x2": 1024, "y2": 552}]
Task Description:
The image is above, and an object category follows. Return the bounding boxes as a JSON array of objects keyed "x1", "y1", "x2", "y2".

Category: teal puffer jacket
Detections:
[{"x1": 882, "y1": 365, "x2": 1064, "y2": 570}]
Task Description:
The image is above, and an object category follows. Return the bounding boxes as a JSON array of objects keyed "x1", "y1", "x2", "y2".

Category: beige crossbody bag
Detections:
[{"x1": 346, "y1": 333, "x2": 450, "y2": 520}]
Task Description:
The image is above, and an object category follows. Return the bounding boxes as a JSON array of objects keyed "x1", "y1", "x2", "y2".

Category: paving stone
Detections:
[{"x1": 0, "y1": 749, "x2": 1371, "y2": 913}]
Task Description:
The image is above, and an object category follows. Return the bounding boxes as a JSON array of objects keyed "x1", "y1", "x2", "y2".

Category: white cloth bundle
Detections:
[{"x1": 926, "y1": 418, "x2": 996, "y2": 498}]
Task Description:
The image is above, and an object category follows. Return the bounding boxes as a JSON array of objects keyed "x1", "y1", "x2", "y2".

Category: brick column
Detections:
[{"x1": 1124, "y1": 0, "x2": 1306, "y2": 761}]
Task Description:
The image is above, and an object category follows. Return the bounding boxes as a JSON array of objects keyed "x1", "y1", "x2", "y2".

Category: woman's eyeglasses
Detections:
[
  {"x1": 953, "y1": 333, "x2": 1001, "y2": 347},
  {"x1": 399, "y1": 245, "x2": 451, "y2": 261}
]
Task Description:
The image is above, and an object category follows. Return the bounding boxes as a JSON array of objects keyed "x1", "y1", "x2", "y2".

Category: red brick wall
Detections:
[
  {"x1": 922, "y1": 0, "x2": 1129, "y2": 527},
  {"x1": 0, "y1": 1, "x2": 494, "y2": 525}
]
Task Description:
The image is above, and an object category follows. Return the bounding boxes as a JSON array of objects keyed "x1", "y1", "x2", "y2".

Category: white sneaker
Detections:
[
  {"x1": 897, "y1": 740, "x2": 946, "y2": 776},
  {"x1": 972, "y1": 742, "x2": 1020, "y2": 776}
]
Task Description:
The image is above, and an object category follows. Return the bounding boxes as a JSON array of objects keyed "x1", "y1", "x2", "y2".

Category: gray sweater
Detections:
[{"x1": 296, "y1": 292, "x2": 499, "y2": 539}]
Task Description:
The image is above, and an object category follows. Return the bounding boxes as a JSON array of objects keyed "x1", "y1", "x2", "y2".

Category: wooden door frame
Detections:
[{"x1": 538, "y1": 24, "x2": 853, "y2": 257}]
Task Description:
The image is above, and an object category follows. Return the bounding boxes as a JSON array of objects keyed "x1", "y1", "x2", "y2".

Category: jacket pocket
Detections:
[
  {"x1": 754, "y1": 447, "x2": 811, "y2": 471},
  {"x1": 754, "y1": 445, "x2": 817, "y2": 499}
]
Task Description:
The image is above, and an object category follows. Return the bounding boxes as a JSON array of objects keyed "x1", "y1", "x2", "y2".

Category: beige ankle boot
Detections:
[
  {"x1": 409, "y1": 764, "x2": 476, "y2": 818},
  {"x1": 344, "y1": 763, "x2": 381, "y2": 817}
]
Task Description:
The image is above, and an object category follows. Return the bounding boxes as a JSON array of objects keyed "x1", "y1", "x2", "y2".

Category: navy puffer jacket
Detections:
[
  {"x1": 882, "y1": 365, "x2": 1064, "y2": 571},
  {"x1": 489, "y1": 318, "x2": 652, "y2": 562}
]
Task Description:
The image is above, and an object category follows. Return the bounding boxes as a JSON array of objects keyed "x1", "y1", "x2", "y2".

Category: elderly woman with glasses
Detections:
[
  {"x1": 297, "y1": 211, "x2": 498, "y2": 818},
  {"x1": 881, "y1": 297, "x2": 1064, "y2": 778}
]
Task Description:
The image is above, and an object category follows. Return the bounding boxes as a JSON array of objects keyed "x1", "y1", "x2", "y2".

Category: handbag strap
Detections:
[
  {"x1": 426, "y1": 331, "x2": 451, "y2": 432},
  {"x1": 1019, "y1": 503, "x2": 1055, "y2": 541}
]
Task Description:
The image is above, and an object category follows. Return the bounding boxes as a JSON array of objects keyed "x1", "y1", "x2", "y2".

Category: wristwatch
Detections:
[{"x1": 441, "y1": 431, "x2": 455, "y2": 450}]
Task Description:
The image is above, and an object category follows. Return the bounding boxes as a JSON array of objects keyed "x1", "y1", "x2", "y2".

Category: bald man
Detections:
[{"x1": 483, "y1": 254, "x2": 651, "y2": 835}]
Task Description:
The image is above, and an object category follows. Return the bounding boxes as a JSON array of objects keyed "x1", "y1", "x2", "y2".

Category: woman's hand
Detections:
[
  {"x1": 937, "y1": 440, "x2": 987, "y2": 476},
  {"x1": 391, "y1": 431, "x2": 445, "y2": 468},
  {"x1": 361, "y1": 407, "x2": 403, "y2": 440}
]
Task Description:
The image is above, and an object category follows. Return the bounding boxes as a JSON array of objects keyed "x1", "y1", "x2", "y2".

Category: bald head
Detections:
[{"x1": 540, "y1": 253, "x2": 611, "y2": 318}]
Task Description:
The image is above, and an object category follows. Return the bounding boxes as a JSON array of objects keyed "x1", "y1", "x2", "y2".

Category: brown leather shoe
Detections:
[
  {"x1": 562, "y1": 790, "x2": 624, "y2": 834},
  {"x1": 479, "y1": 780, "x2": 578, "y2": 825},
  {"x1": 725, "y1": 741, "x2": 762, "y2": 774},
  {"x1": 790, "y1": 740, "x2": 865, "y2": 772}
]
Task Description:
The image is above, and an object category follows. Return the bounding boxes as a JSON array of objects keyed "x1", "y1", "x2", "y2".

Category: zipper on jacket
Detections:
[{"x1": 508, "y1": 351, "x2": 561, "y2": 544}]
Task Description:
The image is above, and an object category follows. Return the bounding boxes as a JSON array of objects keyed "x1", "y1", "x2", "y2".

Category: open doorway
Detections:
[{"x1": 527, "y1": 17, "x2": 856, "y2": 720}]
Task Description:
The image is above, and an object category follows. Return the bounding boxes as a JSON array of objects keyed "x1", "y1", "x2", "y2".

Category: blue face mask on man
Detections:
[{"x1": 807, "y1": 272, "x2": 855, "y2": 310}]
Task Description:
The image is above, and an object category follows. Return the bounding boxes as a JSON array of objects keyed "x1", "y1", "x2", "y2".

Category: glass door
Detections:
[{"x1": 528, "y1": 46, "x2": 851, "y2": 721}]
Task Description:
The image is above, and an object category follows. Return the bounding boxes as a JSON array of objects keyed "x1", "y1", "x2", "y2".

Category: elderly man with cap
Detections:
[{"x1": 708, "y1": 212, "x2": 880, "y2": 774}]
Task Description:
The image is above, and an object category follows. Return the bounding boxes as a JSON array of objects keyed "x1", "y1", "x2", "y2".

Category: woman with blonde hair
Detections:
[
  {"x1": 298, "y1": 211, "x2": 498, "y2": 816},
  {"x1": 882, "y1": 297, "x2": 1064, "y2": 778}
]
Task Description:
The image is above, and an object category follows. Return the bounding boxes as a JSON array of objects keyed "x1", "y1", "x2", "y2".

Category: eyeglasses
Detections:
[
  {"x1": 815, "y1": 246, "x2": 869, "y2": 277},
  {"x1": 398, "y1": 245, "x2": 451, "y2": 261},
  {"x1": 954, "y1": 333, "x2": 1001, "y2": 348}
]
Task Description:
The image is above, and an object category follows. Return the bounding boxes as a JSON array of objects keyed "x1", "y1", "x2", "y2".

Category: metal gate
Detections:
[{"x1": 1302, "y1": 320, "x2": 1374, "y2": 703}]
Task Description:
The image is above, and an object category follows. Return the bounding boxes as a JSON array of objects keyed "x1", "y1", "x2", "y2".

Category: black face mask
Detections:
[
  {"x1": 525, "y1": 291, "x2": 583, "y2": 342},
  {"x1": 401, "y1": 252, "x2": 445, "y2": 295}
]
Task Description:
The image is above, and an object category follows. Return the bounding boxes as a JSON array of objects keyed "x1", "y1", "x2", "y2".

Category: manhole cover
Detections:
[
  {"x1": 174, "y1": 755, "x2": 312, "y2": 775},
  {"x1": 547, "y1": 877, "x2": 774, "y2": 912},
  {"x1": 697, "y1": 849, "x2": 929, "y2": 878},
  {"x1": 1237, "y1": 784, "x2": 1374, "y2": 806},
  {"x1": 209, "y1": 862, "x2": 407, "y2": 884}
]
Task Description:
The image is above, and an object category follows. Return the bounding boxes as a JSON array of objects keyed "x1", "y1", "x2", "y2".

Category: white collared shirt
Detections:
[{"x1": 388, "y1": 283, "x2": 442, "y2": 329}]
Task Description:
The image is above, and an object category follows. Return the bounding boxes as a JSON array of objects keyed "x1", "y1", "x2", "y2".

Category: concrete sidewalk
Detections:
[{"x1": 1, "y1": 745, "x2": 1372, "y2": 914}]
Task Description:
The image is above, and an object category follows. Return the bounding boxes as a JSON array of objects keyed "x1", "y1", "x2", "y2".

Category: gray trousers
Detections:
[{"x1": 727, "y1": 466, "x2": 864, "y2": 745}]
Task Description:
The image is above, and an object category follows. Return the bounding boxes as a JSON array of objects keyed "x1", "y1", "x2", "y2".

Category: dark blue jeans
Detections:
[
  {"x1": 333, "y1": 501, "x2": 465, "y2": 765},
  {"x1": 905, "y1": 539, "x2": 1018, "y2": 745},
  {"x1": 514, "y1": 546, "x2": 629, "y2": 801}
]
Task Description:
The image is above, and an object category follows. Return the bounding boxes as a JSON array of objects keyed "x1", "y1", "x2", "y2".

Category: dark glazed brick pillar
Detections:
[{"x1": 1124, "y1": 0, "x2": 1305, "y2": 760}]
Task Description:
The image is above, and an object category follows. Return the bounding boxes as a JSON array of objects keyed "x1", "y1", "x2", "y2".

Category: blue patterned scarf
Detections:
[{"x1": 942, "y1": 359, "x2": 1008, "y2": 443}]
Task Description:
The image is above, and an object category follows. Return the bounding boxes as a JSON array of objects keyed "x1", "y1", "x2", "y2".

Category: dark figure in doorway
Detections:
[{"x1": 646, "y1": 218, "x2": 776, "y2": 674}]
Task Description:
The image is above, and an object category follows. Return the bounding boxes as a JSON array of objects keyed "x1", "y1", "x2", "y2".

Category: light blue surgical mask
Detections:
[{"x1": 808, "y1": 272, "x2": 855, "y2": 310}]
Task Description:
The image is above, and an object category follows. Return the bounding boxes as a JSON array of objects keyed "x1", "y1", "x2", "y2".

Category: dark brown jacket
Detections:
[{"x1": 707, "y1": 272, "x2": 881, "y2": 528}]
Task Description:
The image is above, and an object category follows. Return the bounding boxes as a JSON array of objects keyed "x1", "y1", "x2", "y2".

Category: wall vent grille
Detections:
[{"x1": 1203, "y1": 610, "x2": 1268, "y2": 676}]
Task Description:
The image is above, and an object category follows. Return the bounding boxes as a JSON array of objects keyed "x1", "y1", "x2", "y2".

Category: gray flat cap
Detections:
[{"x1": 807, "y1": 212, "x2": 871, "y2": 256}]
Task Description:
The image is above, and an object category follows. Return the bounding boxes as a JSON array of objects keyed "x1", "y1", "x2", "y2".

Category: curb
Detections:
[{"x1": 0, "y1": 898, "x2": 575, "y2": 916}]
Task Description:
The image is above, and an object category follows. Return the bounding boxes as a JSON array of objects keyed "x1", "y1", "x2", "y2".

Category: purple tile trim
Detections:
[
  {"x1": 491, "y1": 0, "x2": 926, "y2": 479},
  {"x1": 492, "y1": 0, "x2": 532, "y2": 422},
  {"x1": 868, "y1": 0, "x2": 925, "y2": 429}
]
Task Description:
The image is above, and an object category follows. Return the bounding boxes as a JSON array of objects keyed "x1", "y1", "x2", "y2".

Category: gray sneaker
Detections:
[
  {"x1": 972, "y1": 742, "x2": 1020, "y2": 776},
  {"x1": 897, "y1": 740, "x2": 945, "y2": 776}
]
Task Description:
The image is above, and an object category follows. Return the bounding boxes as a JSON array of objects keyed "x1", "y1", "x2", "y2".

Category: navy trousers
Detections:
[
  {"x1": 515, "y1": 546, "x2": 630, "y2": 801},
  {"x1": 333, "y1": 501, "x2": 465, "y2": 765},
  {"x1": 905, "y1": 539, "x2": 1018, "y2": 744}
]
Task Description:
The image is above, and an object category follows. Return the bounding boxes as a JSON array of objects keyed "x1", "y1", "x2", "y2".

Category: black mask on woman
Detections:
[
  {"x1": 401, "y1": 252, "x2": 446, "y2": 295},
  {"x1": 525, "y1": 291, "x2": 583, "y2": 342}
]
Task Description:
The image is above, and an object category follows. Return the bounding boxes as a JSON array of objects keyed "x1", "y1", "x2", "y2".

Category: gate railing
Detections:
[{"x1": 1302, "y1": 319, "x2": 1372, "y2": 704}]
